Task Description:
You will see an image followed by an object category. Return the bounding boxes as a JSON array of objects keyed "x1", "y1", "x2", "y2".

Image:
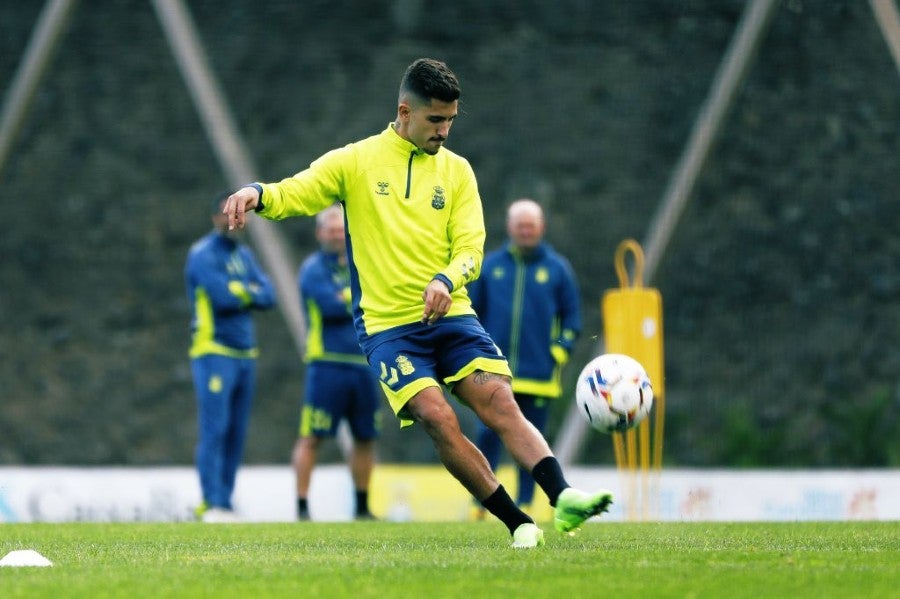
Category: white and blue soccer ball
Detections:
[{"x1": 575, "y1": 353, "x2": 653, "y2": 433}]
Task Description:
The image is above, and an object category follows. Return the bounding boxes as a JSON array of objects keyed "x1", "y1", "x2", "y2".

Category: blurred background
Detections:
[{"x1": 1, "y1": 0, "x2": 898, "y2": 470}]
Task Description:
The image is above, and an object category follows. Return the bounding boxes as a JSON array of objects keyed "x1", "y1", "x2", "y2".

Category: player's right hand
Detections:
[
  {"x1": 224, "y1": 187, "x2": 260, "y2": 231},
  {"x1": 421, "y1": 278, "x2": 452, "y2": 325}
]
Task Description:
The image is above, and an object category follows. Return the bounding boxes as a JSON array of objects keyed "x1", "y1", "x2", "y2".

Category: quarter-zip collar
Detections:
[
  {"x1": 383, "y1": 123, "x2": 424, "y2": 199},
  {"x1": 383, "y1": 122, "x2": 421, "y2": 156}
]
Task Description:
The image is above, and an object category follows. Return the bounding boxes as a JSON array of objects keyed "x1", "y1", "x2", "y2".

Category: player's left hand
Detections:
[{"x1": 421, "y1": 279, "x2": 452, "y2": 325}]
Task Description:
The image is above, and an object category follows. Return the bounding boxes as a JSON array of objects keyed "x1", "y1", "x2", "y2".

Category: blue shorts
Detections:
[
  {"x1": 362, "y1": 315, "x2": 512, "y2": 426},
  {"x1": 300, "y1": 361, "x2": 382, "y2": 440}
]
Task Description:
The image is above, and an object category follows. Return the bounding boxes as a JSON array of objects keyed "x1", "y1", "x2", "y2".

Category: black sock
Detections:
[
  {"x1": 297, "y1": 497, "x2": 309, "y2": 518},
  {"x1": 355, "y1": 490, "x2": 370, "y2": 515},
  {"x1": 531, "y1": 456, "x2": 570, "y2": 506},
  {"x1": 481, "y1": 485, "x2": 532, "y2": 535}
]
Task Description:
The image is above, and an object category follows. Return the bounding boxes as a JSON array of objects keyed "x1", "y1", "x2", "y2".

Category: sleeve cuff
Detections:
[
  {"x1": 243, "y1": 183, "x2": 264, "y2": 212},
  {"x1": 433, "y1": 274, "x2": 453, "y2": 292}
]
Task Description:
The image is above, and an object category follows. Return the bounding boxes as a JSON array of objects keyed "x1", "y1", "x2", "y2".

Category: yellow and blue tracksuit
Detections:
[
  {"x1": 467, "y1": 242, "x2": 581, "y2": 504},
  {"x1": 256, "y1": 124, "x2": 484, "y2": 343},
  {"x1": 254, "y1": 124, "x2": 507, "y2": 426},
  {"x1": 184, "y1": 231, "x2": 276, "y2": 510},
  {"x1": 298, "y1": 250, "x2": 380, "y2": 440}
]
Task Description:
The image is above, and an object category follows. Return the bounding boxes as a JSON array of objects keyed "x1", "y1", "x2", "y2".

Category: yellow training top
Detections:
[{"x1": 258, "y1": 124, "x2": 485, "y2": 340}]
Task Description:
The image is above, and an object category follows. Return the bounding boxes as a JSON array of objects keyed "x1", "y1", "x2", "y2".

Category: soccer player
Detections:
[
  {"x1": 185, "y1": 192, "x2": 276, "y2": 522},
  {"x1": 223, "y1": 58, "x2": 612, "y2": 547},
  {"x1": 293, "y1": 203, "x2": 381, "y2": 521},
  {"x1": 468, "y1": 199, "x2": 581, "y2": 517}
]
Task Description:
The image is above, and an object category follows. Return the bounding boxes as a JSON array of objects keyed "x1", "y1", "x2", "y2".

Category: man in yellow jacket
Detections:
[{"x1": 223, "y1": 58, "x2": 612, "y2": 548}]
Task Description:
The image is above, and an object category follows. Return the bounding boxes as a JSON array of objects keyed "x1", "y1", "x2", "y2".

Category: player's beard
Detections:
[{"x1": 423, "y1": 139, "x2": 444, "y2": 155}]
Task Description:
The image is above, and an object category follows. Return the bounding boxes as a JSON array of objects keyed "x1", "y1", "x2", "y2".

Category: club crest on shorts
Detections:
[{"x1": 396, "y1": 355, "x2": 415, "y2": 375}]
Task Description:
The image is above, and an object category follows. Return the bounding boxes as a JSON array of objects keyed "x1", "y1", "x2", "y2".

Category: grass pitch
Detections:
[{"x1": 1, "y1": 521, "x2": 897, "y2": 598}]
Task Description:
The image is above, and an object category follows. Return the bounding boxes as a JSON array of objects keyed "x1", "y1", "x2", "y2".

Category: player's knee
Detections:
[
  {"x1": 480, "y1": 387, "x2": 523, "y2": 429},
  {"x1": 487, "y1": 382, "x2": 518, "y2": 411},
  {"x1": 408, "y1": 396, "x2": 460, "y2": 439},
  {"x1": 414, "y1": 401, "x2": 453, "y2": 426}
]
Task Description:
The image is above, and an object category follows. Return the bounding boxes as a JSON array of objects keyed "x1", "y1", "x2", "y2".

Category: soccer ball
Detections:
[{"x1": 575, "y1": 353, "x2": 654, "y2": 433}]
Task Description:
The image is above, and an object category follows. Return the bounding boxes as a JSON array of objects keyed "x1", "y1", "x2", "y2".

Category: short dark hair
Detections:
[{"x1": 399, "y1": 58, "x2": 460, "y2": 104}]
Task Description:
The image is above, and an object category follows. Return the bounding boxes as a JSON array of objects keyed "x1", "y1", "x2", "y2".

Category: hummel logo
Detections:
[
  {"x1": 376, "y1": 181, "x2": 390, "y2": 196},
  {"x1": 380, "y1": 361, "x2": 399, "y2": 386}
]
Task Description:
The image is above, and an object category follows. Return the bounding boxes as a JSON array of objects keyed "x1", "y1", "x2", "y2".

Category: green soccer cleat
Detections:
[
  {"x1": 511, "y1": 522, "x2": 545, "y2": 549},
  {"x1": 553, "y1": 488, "x2": 613, "y2": 533}
]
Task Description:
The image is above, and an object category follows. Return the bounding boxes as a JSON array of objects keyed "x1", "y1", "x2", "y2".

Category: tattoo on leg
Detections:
[{"x1": 473, "y1": 371, "x2": 510, "y2": 385}]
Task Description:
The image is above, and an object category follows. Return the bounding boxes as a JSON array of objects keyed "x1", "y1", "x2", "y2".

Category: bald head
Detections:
[
  {"x1": 316, "y1": 203, "x2": 346, "y2": 256},
  {"x1": 506, "y1": 199, "x2": 545, "y2": 251}
]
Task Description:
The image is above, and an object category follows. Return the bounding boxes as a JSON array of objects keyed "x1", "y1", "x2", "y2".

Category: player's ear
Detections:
[{"x1": 397, "y1": 102, "x2": 411, "y2": 121}]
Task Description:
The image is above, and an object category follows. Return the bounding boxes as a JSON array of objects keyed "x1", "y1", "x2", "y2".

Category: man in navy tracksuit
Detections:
[
  {"x1": 468, "y1": 199, "x2": 581, "y2": 514},
  {"x1": 292, "y1": 204, "x2": 381, "y2": 521},
  {"x1": 185, "y1": 193, "x2": 276, "y2": 522}
]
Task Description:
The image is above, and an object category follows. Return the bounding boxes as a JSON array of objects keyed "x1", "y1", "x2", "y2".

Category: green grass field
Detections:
[{"x1": 1, "y1": 521, "x2": 897, "y2": 598}]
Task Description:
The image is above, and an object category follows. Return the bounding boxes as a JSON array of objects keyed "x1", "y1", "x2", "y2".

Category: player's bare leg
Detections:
[
  {"x1": 458, "y1": 370, "x2": 613, "y2": 533},
  {"x1": 405, "y1": 386, "x2": 498, "y2": 499},
  {"x1": 405, "y1": 386, "x2": 542, "y2": 547},
  {"x1": 292, "y1": 436, "x2": 321, "y2": 520},
  {"x1": 350, "y1": 439, "x2": 376, "y2": 519},
  {"x1": 455, "y1": 372, "x2": 551, "y2": 471}
]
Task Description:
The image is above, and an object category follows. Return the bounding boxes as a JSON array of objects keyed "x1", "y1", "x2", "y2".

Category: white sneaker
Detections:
[
  {"x1": 201, "y1": 508, "x2": 239, "y2": 523},
  {"x1": 511, "y1": 522, "x2": 545, "y2": 549}
]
